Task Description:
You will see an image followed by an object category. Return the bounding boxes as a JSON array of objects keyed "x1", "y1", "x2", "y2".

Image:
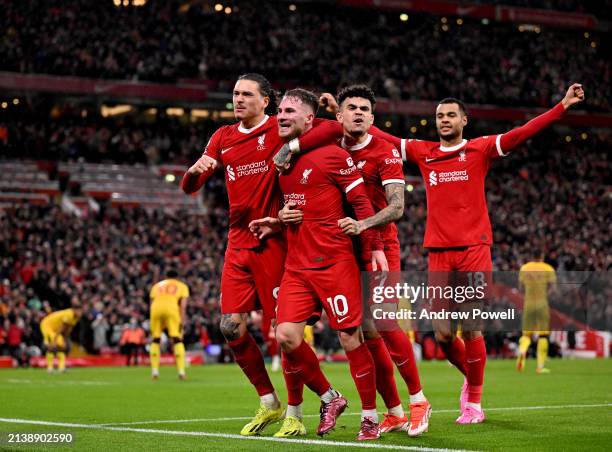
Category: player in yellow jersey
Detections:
[
  {"x1": 517, "y1": 251, "x2": 557, "y2": 373},
  {"x1": 40, "y1": 299, "x2": 82, "y2": 373},
  {"x1": 149, "y1": 269, "x2": 190, "y2": 380}
]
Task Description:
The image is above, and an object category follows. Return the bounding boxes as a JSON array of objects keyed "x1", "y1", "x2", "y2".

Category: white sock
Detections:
[
  {"x1": 286, "y1": 404, "x2": 303, "y2": 419},
  {"x1": 151, "y1": 369, "x2": 159, "y2": 377},
  {"x1": 466, "y1": 402, "x2": 482, "y2": 411},
  {"x1": 388, "y1": 404, "x2": 404, "y2": 417},
  {"x1": 361, "y1": 409, "x2": 378, "y2": 422},
  {"x1": 260, "y1": 392, "x2": 279, "y2": 409},
  {"x1": 320, "y1": 388, "x2": 340, "y2": 404},
  {"x1": 409, "y1": 390, "x2": 427, "y2": 404}
]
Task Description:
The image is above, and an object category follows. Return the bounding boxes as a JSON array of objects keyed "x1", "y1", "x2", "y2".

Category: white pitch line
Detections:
[
  {"x1": 98, "y1": 402, "x2": 612, "y2": 426},
  {"x1": 0, "y1": 417, "x2": 471, "y2": 452}
]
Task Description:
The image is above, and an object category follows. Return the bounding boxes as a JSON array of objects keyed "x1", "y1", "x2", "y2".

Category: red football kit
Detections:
[
  {"x1": 339, "y1": 133, "x2": 405, "y2": 271},
  {"x1": 276, "y1": 144, "x2": 382, "y2": 330}
]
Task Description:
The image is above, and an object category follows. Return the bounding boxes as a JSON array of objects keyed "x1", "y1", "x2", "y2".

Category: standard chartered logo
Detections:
[
  {"x1": 429, "y1": 170, "x2": 469, "y2": 186},
  {"x1": 226, "y1": 160, "x2": 268, "y2": 182},
  {"x1": 227, "y1": 165, "x2": 236, "y2": 181},
  {"x1": 429, "y1": 171, "x2": 437, "y2": 186}
]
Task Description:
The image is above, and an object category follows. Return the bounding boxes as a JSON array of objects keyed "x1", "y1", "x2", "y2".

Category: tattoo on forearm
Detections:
[
  {"x1": 220, "y1": 314, "x2": 242, "y2": 341},
  {"x1": 361, "y1": 184, "x2": 405, "y2": 230}
]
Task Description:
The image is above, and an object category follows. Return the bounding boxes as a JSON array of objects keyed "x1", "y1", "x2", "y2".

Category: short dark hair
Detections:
[
  {"x1": 438, "y1": 97, "x2": 468, "y2": 115},
  {"x1": 237, "y1": 73, "x2": 278, "y2": 114},
  {"x1": 337, "y1": 84, "x2": 377, "y2": 111},
  {"x1": 167, "y1": 269, "x2": 179, "y2": 278},
  {"x1": 283, "y1": 88, "x2": 319, "y2": 115}
]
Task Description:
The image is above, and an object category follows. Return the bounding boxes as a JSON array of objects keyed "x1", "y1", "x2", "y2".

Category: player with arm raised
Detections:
[
  {"x1": 280, "y1": 85, "x2": 432, "y2": 436},
  {"x1": 181, "y1": 73, "x2": 287, "y2": 435},
  {"x1": 279, "y1": 83, "x2": 585, "y2": 424},
  {"x1": 250, "y1": 88, "x2": 387, "y2": 441},
  {"x1": 181, "y1": 73, "x2": 353, "y2": 435}
]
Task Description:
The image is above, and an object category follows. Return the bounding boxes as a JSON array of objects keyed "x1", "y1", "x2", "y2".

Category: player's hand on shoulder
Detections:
[
  {"x1": 319, "y1": 93, "x2": 339, "y2": 114},
  {"x1": 338, "y1": 217, "x2": 363, "y2": 235},
  {"x1": 187, "y1": 154, "x2": 218, "y2": 175},
  {"x1": 248, "y1": 217, "x2": 281, "y2": 240},
  {"x1": 371, "y1": 250, "x2": 389, "y2": 272},
  {"x1": 278, "y1": 202, "x2": 303, "y2": 225},
  {"x1": 561, "y1": 83, "x2": 585, "y2": 109},
  {"x1": 273, "y1": 143, "x2": 293, "y2": 173}
]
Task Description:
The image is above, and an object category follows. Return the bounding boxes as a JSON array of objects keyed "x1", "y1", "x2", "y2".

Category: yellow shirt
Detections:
[
  {"x1": 519, "y1": 261, "x2": 556, "y2": 309},
  {"x1": 41, "y1": 308, "x2": 79, "y2": 334},
  {"x1": 149, "y1": 278, "x2": 190, "y2": 309}
]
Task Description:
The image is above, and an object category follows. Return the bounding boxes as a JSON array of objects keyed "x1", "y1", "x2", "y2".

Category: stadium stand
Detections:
[{"x1": 0, "y1": 0, "x2": 609, "y2": 364}]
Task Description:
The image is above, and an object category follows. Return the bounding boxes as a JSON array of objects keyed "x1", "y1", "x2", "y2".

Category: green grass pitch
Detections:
[{"x1": 1, "y1": 359, "x2": 611, "y2": 451}]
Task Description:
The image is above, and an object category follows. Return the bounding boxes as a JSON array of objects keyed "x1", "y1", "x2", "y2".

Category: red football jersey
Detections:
[
  {"x1": 401, "y1": 135, "x2": 503, "y2": 248},
  {"x1": 340, "y1": 134, "x2": 405, "y2": 248},
  {"x1": 279, "y1": 144, "x2": 373, "y2": 270},
  {"x1": 203, "y1": 115, "x2": 284, "y2": 249}
]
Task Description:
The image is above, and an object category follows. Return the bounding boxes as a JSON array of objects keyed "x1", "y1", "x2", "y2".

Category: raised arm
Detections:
[
  {"x1": 181, "y1": 130, "x2": 224, "y2": 193},
  {"x1": 497, "y1": 83, "x2": 585, "y2": 155}
]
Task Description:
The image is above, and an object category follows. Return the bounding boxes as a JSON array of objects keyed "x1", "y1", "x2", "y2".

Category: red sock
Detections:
[
  {"x1": 365, "y1": 337, "x2": 401, "y2": 409},
  {"x1": 228, "y1": 333, "x2": 275, "y2": 396},
  {"x1": 379, "y1": 329, "x2": 422, "y2": 395},
  {"x1": 346, "y1": 343, "x2": 377, "y2": 410},
  {"x1": 284, "y1": 341, "x2": 331, "y2": 396},
  {"x1": 281, "y1": 351, "x2": 304, "y2": 406},
  {"x1": 465, "y1": 336, "x2": 486, "y2": 404},
  {"x1": 440, "y1": 336, "x2": 467, "y2": 376}
]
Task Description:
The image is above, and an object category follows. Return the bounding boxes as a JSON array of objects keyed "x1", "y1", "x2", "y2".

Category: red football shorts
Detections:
[
  {"x1": 277, "y1": 259, "x2": 363, "y2": 330},
  {"x1": 220, "y1": 237, "x2": 286, "y2": 319},
  {"x1": 427, "y1": 245, "x2": 492, "y2": 320}
]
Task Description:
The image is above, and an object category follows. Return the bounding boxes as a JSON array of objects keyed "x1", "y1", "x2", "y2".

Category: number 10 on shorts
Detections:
[{"x1": 326, "y1": 294, "x2": 349, "y2": 318}]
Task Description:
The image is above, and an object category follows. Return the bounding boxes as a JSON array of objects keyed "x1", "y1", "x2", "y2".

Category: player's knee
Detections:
[
  {"x1": 171, "y1": 337, "x2": 182, "y2": 345},
  {"x1": 435, "y1": 330, "x2": 454, "y2": 344},
  {"x1": 275, "y1": 324, "x2": 301, "y2": 351},
  {"x1": 152, "y1": 338, "x2": 161, "y2": 344},
  {"x1": 337, "y1": 327, "x2": 361, "y2": 351},
  {"x1": 363, "y1": 329, "x2": 381, "y2": 340},
  {"x1": 220, "y1": 314, "x2": 244, "y2": 341}
]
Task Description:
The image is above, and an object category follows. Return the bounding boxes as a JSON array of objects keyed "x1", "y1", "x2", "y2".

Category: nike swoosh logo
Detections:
[
  {"x1": 221, "y1": 147, "x2": 233, "y2": 154},
  {"x1": 466, "y1": 358, "x2": 481, "y2": 363},
  {"x1": 284, "y1": 369, "x2": 300, "y2": 375},
  {"x1": 396, "y1": 359, "x2": 409, "y2": 367},
  {"x1": 355, "y1": 371, "x2": 371, "y2": 378},
  {"x1": 425, "y1": 157, "x2": 437, "y2": 163},
  {"x1": 336, "y1": 317, "x2": 349, "y2": 324}
]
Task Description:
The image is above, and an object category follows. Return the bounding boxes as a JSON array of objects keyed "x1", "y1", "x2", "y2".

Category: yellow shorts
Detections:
[
  {"x1": 150, "y1": 305, "x2": 182, "y2": 339},
  {"x1": 40, "y1": 325, "x2": 66, "y2": 350},
  {"x1": 522, "y1": 306, "x2": 550, "y2": 336}
]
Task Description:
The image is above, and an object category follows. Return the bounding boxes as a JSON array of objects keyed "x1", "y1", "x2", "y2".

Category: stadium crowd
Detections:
[
  {"x1": 0, "y1": 0, "x2": 609, "y2": 111},
  {"x1": 1, "y1": 124, "x2": 609, "y2": 362}
]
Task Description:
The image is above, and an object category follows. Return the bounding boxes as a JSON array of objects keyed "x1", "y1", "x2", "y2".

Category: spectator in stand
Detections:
[{"x1": 119, "y1": 318, "x2": 146, "y2": 366}]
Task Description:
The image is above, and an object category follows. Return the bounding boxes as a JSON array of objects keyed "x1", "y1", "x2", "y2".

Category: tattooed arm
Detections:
[{"x1": 338, "y1": 183, "x2": 405, "y2": 235}]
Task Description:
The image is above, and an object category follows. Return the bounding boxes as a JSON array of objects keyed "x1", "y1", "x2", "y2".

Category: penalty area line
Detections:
[
  {"x1": 0, "y1": 417, "x2": 472, "y2": 452},
  {"x1": 97, "y1": 402, "x2": 612, "y2": 426}
]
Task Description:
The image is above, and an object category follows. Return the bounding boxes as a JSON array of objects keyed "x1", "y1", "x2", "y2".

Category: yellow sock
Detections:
[
  {"x1": 150, "y1": 342, "x2": 161, "y2": 372},
  {"x1": 57, "y1": 352, "x2": 66, "y2": 371},
  {"x1": 46, "y1": 352, "x2": 54, "y2": 370},
  {"x1": 174, "y1": 342, "x2": 186, "y2": 375},
  {"x1": 537, "y1": 337, "x2": 548, "y2": 369},
  {"x1": 518, "y1": 335, "x2": 531, "y2": 355}
]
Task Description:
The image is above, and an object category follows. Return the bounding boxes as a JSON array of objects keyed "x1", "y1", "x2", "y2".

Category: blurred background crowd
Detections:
[{"x1": 0, "y1": 0, "x2": 610, "y2": 364}]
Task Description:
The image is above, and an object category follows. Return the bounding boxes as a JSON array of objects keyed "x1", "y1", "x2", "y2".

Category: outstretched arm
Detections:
[{"x1": 497, "y1": 83, "x2": 585, "y2": 155}]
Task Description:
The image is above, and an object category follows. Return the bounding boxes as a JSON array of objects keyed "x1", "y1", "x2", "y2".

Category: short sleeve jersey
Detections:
[
  {"x1": 340, "y1": 134, "x2": 405, "y2": 248},
  {"x1": 401, "y1": 135, "x2": 505, "y2": 248},
  {"x1": 279, "y1": 145, "x2": 366, "y2": 270}
]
